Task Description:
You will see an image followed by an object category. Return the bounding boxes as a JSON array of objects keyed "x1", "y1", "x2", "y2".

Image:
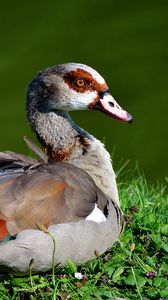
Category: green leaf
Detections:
[
  {"x1": 161, "y1": 224, "x2": 168, "y2": 236},
  {"x1": 153, "y1": 277, "x2": 163, "y2": 287},
  {"x1": 135, "y1": 275, "x2": 146, "y2": 288},
  {"x1": 67, "y1": 259, "x2": 77, "y2": 273},
  {"x1": 152, "y1": 233, "x2": 162, "y2": 244},
  {"x1": 124, "y1": 274, "x2": 136, "y2": 285},
  {"x1": 160, "y1": 261, "x2": 168, "y2": 272},
  {"x1": 112, "y1": 266, "x2": 125, "y2": 282},
  {"x1": 147, "y1": 288, "x2": 158, "y2": 297},
  {"x1": 160, "y1": 288, "x2": 168, "y2": 297},
  {"x1": 161, "y1": 242, "x2": 168, "y2": 252}
]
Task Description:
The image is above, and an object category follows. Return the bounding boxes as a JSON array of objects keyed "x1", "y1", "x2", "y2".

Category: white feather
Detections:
[{"x1": 86, "y1": 203, "x2": 106, "y2": 223}]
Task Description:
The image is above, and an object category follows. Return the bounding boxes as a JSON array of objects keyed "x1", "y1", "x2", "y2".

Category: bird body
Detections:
[{"x1": 0, "y1": 63, "x2": 132, "y2": 274}]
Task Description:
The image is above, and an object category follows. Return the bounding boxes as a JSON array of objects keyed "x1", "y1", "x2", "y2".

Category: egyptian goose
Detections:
[{"x1": 0, "y1": 63, "x2": 132, "y2": 274}]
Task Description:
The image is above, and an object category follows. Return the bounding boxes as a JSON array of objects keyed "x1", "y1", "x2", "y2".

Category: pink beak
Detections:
[{"x1": 91, "y1": 91, "x2": 133, "y2": 123}]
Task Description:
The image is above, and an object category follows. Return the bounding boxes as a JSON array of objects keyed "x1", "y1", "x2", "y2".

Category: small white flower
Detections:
[{"x1": 74, "y1": 272, "x2": 84, "y2": 280}]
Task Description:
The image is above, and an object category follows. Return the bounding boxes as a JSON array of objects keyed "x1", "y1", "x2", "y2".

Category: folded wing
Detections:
[{"x1": 0, "y1": 151, "x2": 98, "y2": 240}]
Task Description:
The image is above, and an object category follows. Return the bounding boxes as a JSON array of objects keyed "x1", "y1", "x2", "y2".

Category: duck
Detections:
[{"x1": 0, "y1": 63, "x2": 132, "y2": 274}]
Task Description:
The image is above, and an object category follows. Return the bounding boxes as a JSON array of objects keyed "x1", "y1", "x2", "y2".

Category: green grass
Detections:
[{"x1": 0, "y1": 170, "x2": 167, "y2": 300}]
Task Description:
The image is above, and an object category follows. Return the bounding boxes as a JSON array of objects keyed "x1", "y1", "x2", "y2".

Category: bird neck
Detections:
[
  {"x1": 28, "y1": 109, "x2": 119, "y2": 205},
  {"x1": 28, "y1": 110, "x2": 91, "y2": 159}
]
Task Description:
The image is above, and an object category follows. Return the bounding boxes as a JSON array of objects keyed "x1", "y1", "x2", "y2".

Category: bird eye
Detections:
[{"x1": 76, "y1": 79, "x2": 85, "y2": 87}]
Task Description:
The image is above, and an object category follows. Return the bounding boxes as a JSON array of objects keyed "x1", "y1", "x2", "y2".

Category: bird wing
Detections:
[{"x1": 0, "y1": 161, "x2": 98, "y2": 240}]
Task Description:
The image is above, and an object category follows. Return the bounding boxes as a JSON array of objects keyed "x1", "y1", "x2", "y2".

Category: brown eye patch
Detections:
[{"x1": 64, "y1": 68, "x2": 108, "y2": 94}]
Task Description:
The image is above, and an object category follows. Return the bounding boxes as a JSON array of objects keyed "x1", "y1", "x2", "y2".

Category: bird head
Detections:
[{"x1": 27, "y1": 62, "x2": 133, "y2": 123}]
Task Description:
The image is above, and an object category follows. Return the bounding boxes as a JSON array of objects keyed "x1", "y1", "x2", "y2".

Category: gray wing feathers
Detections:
[
  {"x1": 0, "y1": 137, "x2": 48, "y2": 170},
  {"x1": 23, "y1": 136, "x2": 48, "y2": 164},
  {"x1": 0, "y1": 151, "x2": 38, "y2": 167},
  {"x1": 0, "y1": 163, "x2": 97, "y2": 234},
  {"x1": 0, "y1": 200, "x2": 124, "y2": 275}
]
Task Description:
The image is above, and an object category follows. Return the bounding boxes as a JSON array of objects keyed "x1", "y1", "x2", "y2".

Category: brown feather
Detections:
[{"x1": 0, "y1": 157, "x2": 97, "y2": 239}]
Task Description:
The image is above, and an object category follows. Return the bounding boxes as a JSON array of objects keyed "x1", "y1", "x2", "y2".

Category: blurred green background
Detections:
[{"x1": 0, "y1": 1, "x2": 167, "y2": 183}]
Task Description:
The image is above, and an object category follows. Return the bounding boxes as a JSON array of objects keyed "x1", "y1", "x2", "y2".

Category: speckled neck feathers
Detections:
[{"x1": 28, "y1": 109, "x2": 92, "y2": 162}]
